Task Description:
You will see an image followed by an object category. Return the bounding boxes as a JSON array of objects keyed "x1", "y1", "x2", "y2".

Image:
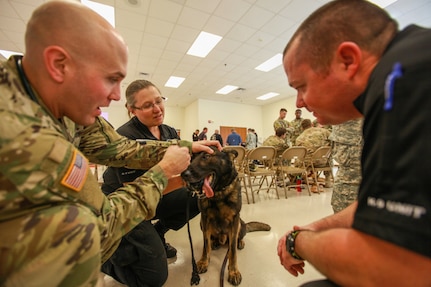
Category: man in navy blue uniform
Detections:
[{"x1": 277, "y1": 1, "x2": 431, "y2": 286}]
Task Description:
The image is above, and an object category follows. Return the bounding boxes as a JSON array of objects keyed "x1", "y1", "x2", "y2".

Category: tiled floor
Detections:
[{"x1": 102, "y1": 185, "x2": 334, "y2": 287}]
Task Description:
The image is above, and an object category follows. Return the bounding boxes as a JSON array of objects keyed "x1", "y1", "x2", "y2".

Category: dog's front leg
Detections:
[
  {"x1": 227, "y1": 217, "x2": 242, "y2": 286},
  {"x1": 197, "y1": 222, "x2": 212, "y2": 273}
]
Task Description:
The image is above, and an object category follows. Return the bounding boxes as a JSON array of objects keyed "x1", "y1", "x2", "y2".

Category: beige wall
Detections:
[{"x1": 101, "y1": 95, "x2": 316, "y2": 143}]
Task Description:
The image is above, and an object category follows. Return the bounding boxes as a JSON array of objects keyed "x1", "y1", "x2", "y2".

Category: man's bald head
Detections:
[
  {"x1": 25, "y1": 0, "x2": 125, "y2": 65},
  {"x1": 21, "y1": 0, "x2": 128, "y2": 125}
]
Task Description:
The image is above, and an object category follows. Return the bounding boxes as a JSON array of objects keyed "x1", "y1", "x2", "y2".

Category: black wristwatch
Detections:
[{"x1": 286, "y1": 230, "x2": 304, "y2": 260}]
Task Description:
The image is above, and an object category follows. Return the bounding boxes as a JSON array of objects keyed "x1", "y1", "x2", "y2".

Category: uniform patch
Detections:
[{"x1": 61, "y1": 150, "x2": 89, "y2": 192}]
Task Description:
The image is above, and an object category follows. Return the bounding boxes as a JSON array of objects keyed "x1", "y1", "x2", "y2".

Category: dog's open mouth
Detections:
[{"x1": 185, "y1": 172, "x2": 216, "y2": 198}]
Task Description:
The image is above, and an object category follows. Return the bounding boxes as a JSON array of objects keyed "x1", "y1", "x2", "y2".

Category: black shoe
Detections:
[{"x1": 164, "y1": 243, "x2": 177, "y2": 258}]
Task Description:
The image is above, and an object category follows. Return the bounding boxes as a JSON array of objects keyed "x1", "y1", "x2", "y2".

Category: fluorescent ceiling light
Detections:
[
  {"x1": 216, "y1": 85, "x2": 238, "y2": 95},
  {"x1": 367, "y1": 0, "x2": 398, "y2": 8},
  {"x1": 187, "y1": 31, "x2": 222, "y2": 58},
  {"x1": 257, "y1": 92, "x2": 280, "y2": 100},
  {"x1": 81, "y1": 0, "x2": 115, "y2": 27},
  {"x1": 165, "y1": 76, "x2": 185, "y2": 88},
  {"x1": 255, "y1": 53, "x2": 282, "y2": 72},
  {"x1": 0, "y1": 49, "x2": 22, "y2": 59}
]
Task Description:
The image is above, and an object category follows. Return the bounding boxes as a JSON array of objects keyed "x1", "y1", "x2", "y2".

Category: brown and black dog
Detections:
[{"x1": 181, "y1": 147, "x2": 270, "y2": 286}]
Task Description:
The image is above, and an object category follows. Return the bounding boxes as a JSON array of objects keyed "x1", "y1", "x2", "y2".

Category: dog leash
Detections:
[
  {"x1": 186, "y1": 192, "x2": 200, "y2": 285},
  {"x1": 219, "y1": 248, "x2": 228, "y2": 287}
]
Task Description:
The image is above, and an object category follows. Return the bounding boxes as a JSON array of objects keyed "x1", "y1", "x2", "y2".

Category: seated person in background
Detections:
[
  {"x1": 101, "y1": 80, "x2": 200, "y2": 287},
  {"x1": 263, "y1": 127, "x2": 290, "y2": 157},
  {"x1": 226, "y1": 128, "x2": 242, "y2": 146},
  {"x1": 295, "y1": 119, "x2": 332, "y2": 191},
  {"x1": 263, "y1": 127, "x2": 290, "y2": 184}
]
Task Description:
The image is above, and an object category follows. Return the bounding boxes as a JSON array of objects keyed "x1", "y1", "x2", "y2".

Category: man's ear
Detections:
[
  {"x1": 43, "y1": 46, "x2": 69, "y2": 83},
  {"x1": 335, "y1": 42, "x2": 362, "y2": 78}
]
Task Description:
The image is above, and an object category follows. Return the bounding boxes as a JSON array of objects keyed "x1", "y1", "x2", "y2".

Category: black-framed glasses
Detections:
[{"x1": 132, "y1": 97, "x2": 166, "y2": 111}]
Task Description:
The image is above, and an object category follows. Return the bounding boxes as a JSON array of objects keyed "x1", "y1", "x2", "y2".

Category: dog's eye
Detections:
[{"x1": 204, "y1": 154, "x2": 212, "y2": 159}]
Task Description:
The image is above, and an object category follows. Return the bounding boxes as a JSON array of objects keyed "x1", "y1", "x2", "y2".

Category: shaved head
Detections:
[
  {"x1": 25, "y1": 0, "x2": 125, "y2": 65},
  {"x1": 21, "y1": 0, "x2": 128, "y2": 126}
]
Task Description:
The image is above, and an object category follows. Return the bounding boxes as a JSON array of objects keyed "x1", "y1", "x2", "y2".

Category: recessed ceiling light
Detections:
[
  {"x1": 256, "y1": 92, "x2": 279, "y2": 100},
  {"x1": 367, "y1": 0, "x2": 398, "y2": 8},
  {"x1": 255, "y1": 53, "x2": 282, "y2": 72},
  {"x1": 0, "y1": 49, "x2": 22, "y2": 59},
  {"x1": 165, "y1": 76, "x2": 185, "y2": 88},
  {"x1": 187, "y1": 31, "x2": 222, "y2": 58},
  {"x1": 216, "y1": 85, "x2": 239, "y2": 95},
  {"x1": 81, "y1": 0, "x2": 115, "y2": 27}
]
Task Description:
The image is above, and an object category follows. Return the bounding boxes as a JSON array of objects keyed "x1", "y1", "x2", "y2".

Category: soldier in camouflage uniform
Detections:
[
  {"x1": 329, "y1": 119, "x2": 363, "y2": 213},
  {"x1": 0, "y1": 2, "x2": 219, "y2": 286},
  {"x1": 295, "y1": 119, "x2": 332, "y2": 190},
  {"x1": 263, "y1": 127, "x2": 290, "y2": 157},
  {"x1": 290, "y1": 109, "x2": 305, "y2": 145},
  {"x1": 273, "y1": 108, "x2": 294, "y2": 144}
]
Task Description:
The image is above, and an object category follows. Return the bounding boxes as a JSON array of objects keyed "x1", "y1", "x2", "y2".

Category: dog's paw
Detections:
[
  {"x1": 237, "y1": 239, "x2": 245, "y2": 250},
  {"x1": 228, "y1": 270, "x2": 242, "y2": 286},
  {"x1": 196, "y1": 260, "x2": 209, "y2": 274}
]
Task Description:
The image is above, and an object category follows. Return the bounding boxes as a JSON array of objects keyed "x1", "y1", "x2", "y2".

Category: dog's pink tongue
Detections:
[{"x1": 203, "y1": 177, "x2": 214, "y2": 198}]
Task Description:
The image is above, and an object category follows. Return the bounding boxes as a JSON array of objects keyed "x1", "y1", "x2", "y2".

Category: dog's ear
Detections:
[{"x1": 223, "y1": 149, "x2": 238, "y2": 160}]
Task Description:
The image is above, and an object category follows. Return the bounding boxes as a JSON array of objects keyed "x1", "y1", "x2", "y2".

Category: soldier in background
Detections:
[
  {"x1": 263, "y1": 127, "x2": 290, "y2": 157},
  {"x1": 290, "y1": 109, "x2": 305, "y2": 144},
  {"x1": 330, "y1": 119, "x2": 363, "y2": 213},
  {"x1": 0, "y1": 2, "x2": 218, "y2": 286},
  {"x1": 274, "y1": 108, "x2": 294, "y2": 145},
  {"x1": 295, "y1": 119, "x2": 332, "y2": 192}
]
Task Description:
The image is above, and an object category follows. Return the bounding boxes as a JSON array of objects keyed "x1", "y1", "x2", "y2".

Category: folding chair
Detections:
[
  {"x1": 308, "y1": 146, "x2": 333, "y2": 193},
  {"x1": 223, "y1": 146, "x2": 250, "y2": 203},
  {"x1": 244, "y1": 146, "x2": 278, "y2": 203},
  {"x1": 278, "y1": 146, "x2": 311, "y2": 196}
]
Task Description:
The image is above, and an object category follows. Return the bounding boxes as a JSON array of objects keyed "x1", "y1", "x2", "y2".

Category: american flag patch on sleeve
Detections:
[{"x1": 61, "y1": 150, "x2": 89, "y2": 192}]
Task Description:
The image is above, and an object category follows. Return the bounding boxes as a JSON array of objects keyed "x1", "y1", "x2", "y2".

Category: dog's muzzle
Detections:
[{"x1": 181, "y1": 170, "x2": 215, "y2": 198}]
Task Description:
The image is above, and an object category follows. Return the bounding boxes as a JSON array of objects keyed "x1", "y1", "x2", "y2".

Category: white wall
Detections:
[
  {"x1": 101, "y1": 105, "x2": 129, "y2": 129},
  {"x1": 197, "y1": 99, "x2": 262, "y2": 143},
  {"x1": 101, "y1": 95, "x2": 316, "y2": 144}
]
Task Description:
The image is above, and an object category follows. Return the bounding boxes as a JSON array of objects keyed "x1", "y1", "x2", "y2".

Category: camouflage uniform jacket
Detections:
[
  {"x1": 263, "y1": 135, "x2": 289, "y2": 156},
  {"x1": 290, "y1": 118, "x2": 304, "y2": 144},
  {"x1": 273, "y1": 118, "x2": 294, "y2": 144},
  {"x1": 329, "y1": 119, "x2": 363, "y2": 185},
  {"x1": 0, "y1": 56, "x2": 192, "y2": 273},
  {"x1": 295, "y1": 127, "x2": 331, "y2": 161}
]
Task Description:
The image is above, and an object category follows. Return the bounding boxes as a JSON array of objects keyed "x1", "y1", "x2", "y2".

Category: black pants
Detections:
[
  {"x1": 156, "y1": 187, "x2": 199, "y2": 230},
  {"x1": 300, "y1": 279, "x2": 339, "y2": 287},
  {"x1": 102, "y1": 188, "x2": 199, "y2": 287}
]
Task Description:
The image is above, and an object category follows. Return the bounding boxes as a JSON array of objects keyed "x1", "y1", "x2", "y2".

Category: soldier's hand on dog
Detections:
[
  {"x1": 192, "y1": 140, "x2": 222, "y2": 154},
  {"x1": 158, "y1": 145, "x2": 191, "y2": 179}
]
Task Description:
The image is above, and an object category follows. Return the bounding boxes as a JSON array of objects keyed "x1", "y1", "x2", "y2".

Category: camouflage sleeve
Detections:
[
  {"x1": 273, "y1": 120, "x2": 280, "y2": 131},
  {"x1": 77, "y1": 116, "x2": 192, "y2": 168},
  {"x1": 0, "y1": 119, "x2": 167, "y2": 264}
]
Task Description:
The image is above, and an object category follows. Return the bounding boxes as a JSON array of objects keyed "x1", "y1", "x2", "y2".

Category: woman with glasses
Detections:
[{"x1": 101, "y1": 80, "x2": 200, "y2": 287}]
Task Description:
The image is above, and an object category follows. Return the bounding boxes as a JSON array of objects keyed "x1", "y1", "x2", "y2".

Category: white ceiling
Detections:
[{"x1": 1, "y1": 0, "x2": 430, "y2": 108}]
